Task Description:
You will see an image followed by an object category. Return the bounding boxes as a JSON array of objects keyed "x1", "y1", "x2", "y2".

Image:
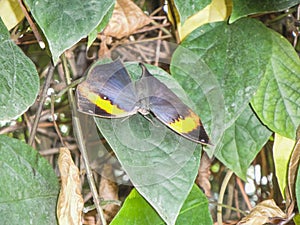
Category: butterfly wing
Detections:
[
  {"x1": 76, "y1": 59, "x2": 138, "y2": 118},
  {"x1": 139, "y1": 64, "x2": 210, "y2": 145}
]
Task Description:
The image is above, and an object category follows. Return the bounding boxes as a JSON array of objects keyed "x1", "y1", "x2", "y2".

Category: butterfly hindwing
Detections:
[
  {"x1": 76, "y1": 59, "x2": 138, "y2": 118},
  {"x1": 139, "y1": 64, "x2": 210, "y2": 145}
]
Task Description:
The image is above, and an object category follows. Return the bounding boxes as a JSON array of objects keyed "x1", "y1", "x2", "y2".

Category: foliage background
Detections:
[{"x1": 1, "y1": 0, "x2": 300, "y2": 224}]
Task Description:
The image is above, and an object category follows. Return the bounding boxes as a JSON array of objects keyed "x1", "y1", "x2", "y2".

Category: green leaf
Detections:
[
  {"x1": 111, "y1": 185, "x2": 212, "y2": 225},
  {"x1": 294, "y1": 214, "x2": 300, "y2": 225},
  {"x1": 273, "y1": 134, "x2": 295, "y2": 197},
  {"x1": 175, "y1": 185, "x2": 212, "y2": 225},
  {"x1": 87, "y1": 4, "x2": 114, "y2": 48},
  {"x1": 0, "y1": 135, "x2": 59, "y2": 225},
  {"x1": 251, "y1": 28, "x2": 300, "y2": 139},
  {"x1": 230, "y1": 0, "x2": 300, "y2": 23},
  {"x1": 0, "y1": 18, "x2": 39, "y2": 121},
  {"x1": 0, "y1": 17, "x2": 9, "y2": 40},
  {"x1": 215, "y1": 106, "x2": 271, "y2": 179},
  {"x1": 94, "y1": 62, "x2": 202, "y2": 225},
  {"x1": 173, "y1": 0, "x2": 211, "y2": 24},
  {"x1": 171, "y1": 18, "x2": 272, "y2": 156},
  {"x1": 110, "y1": 188, "x2": 163, "y2": 225},
  {"x1": 24, "y1": 0, "x2": 115, "y2": 63}
]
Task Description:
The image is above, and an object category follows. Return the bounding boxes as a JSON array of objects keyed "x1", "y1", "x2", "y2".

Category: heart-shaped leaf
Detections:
[
  {"x1": 215, "y1": 106, "x2": 271, "y2": 179},
  {"x1": 251, "y1": 28, "x2": 300, "y2": 139},
  {"x1": 171, "y1": 18, "x2": 272, "y2": 157},
  {"x1": 0, "y1": 19, "x2": 39, "y2": 121}
]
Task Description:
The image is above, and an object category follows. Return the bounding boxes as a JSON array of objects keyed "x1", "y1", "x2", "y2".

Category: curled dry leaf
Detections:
[
  {"x1": 103, "y1": 0, "x2": 151, "y2": 39},
  {"x1": 99, "y1": 164, "x2": 120, "y2": 223},
  {"x1": 57, "y1": 147, "x2": 84, "y2": 225},
  {"x1": 237, "y1": 199, "x2": 286, "y2": 225},
  {"x1": 196, "y1": 152, "x2": 212, "y2": 197},
  {"x1": 286, "y1": 125, "x2": 300, "y2": 216}
]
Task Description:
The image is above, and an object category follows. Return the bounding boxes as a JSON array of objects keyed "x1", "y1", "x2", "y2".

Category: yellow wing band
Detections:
[
  {"x1": 79, "y1": 85, "x2": 126, "y2": 115},
  {"x1": 168, "y1": 110, "x2": 200, "y2": 133}
]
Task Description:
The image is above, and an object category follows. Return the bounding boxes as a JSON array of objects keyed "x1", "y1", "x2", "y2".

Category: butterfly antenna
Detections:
[{"x1": 143, "y1": 114, "x2": 159, "y2": 127}]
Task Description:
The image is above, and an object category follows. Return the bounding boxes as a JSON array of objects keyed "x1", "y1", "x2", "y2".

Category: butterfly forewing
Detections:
[{"x1": 76, "y1": 59, "x2": 138, "y2": 118}]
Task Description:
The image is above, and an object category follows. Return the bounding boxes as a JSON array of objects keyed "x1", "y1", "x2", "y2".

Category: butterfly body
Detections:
[{"x1": 76, "y1": 59, "x2": 210, "y2": 145}]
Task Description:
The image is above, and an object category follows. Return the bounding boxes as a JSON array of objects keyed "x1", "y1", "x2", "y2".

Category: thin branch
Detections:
[
  {"x1": 61, "y1": 54, "x2": 107, "y2": 225},
  {"x1": 28, "y1": 64, "x2": 55, "y2": 146},
  {"x1": 236, "y1": 177, "x2": 252, "y2": 211},
  {"x1": 51, "y1": 95, "x2": 65, "y2": 146},
  {"x1": 209, "y1": 201, "x2": 247, "y2": 216},
  {"x1": 217, "y1": 170, "x2": 234, "y2": 225},
  {"x1": 18, "y1": 0, "x2": 45, "y2": 49}
]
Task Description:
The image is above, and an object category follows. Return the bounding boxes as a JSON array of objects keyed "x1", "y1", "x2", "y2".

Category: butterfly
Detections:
[{"x1": 76, "y1": 59, "x2": 210, "y2": 145}]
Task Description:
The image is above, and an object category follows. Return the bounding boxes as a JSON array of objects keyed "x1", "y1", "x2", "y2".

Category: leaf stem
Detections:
[{"x1": 61, "y1": 54, "x2": 107, "y2": 225}]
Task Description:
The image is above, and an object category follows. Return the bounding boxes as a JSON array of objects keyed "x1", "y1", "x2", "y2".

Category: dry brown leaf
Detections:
[
  {"x1": 99, "y1": 164, "x2": 120, "y2": 223},
  {"x1": 286, "y1": 125, "x2": 300, "y2": 216},
  {"x1": 237, "y1": 199, "x2": 287, "y2": 225},
  {"x1": 196, "y1": 152, "x2": 212, "y2": 197},
  {"x1": 103, "y1": 0, "x2": 151, "y2": 39},
  {"x1": 57, "y1": 147, "x2": 84, "y2": 225}
]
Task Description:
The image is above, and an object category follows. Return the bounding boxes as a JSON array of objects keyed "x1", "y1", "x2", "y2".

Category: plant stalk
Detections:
[{"x1": 61, "y1": 54, "x2": 107, "y2": 225}]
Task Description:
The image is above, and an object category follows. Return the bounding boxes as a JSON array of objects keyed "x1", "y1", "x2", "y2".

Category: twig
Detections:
[
  {"x1": 39, "y1": 145, "x2": 78, "y2": 156},
  {"x1": 61, "y1": 54, "x2": 107, "y2": 225},
  {"x1": 28, "y1": 64, "x2": 54, "y2": 146},
  {"x1": 150, "y1": 20, "x2": 171, "y2": 36},
  {"x1": 236, "y1": 177, "x2": 252, "y2": 211},
  {"x1": 234, "y1": 188, "x2": 241, "y2": 218},
  {"x1": 56, "y1": 76, "x2": 85, "y2": 98},
  {"x1": 293, "y1": 5, "x2": 300, "y2": 49},
  {"x1": 0, "y1": 123, "x2": 24, "y2": 134},
  {"x1": 23, "y1": 113, "x2": 32, "y2": 141},
  {"x1": 150, "y1": 6, "x2": 163, "y2": 17},
  {"x1": 154, "y1": 19, "x2": 168, "y2": 66},
  {"x1": 209, "y1": 201, "x2": 247, "y2": 216},
  {"x1": 217, "y1": 170, "x2": 234, "y2": 225},
  {"x1": 133, "y1": 22, "x2": 170, "y2": 35},
  {"x1": 18, "y1": 0, "x2": 45, "y2": 49},
  {"x1": 224, "y1": 177, "x2": 234, "y2": 220},
  {"x1": 50, "y1": 95, "x2": 65, "y2": 145}
]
